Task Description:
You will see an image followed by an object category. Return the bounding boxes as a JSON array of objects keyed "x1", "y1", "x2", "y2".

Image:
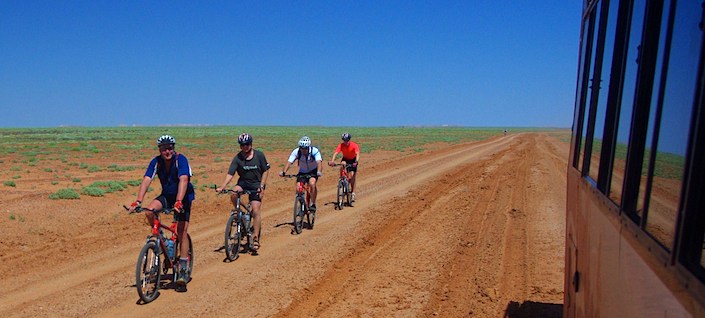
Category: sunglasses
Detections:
[
  {"x1": 240, "y1": 143, "x2": 252, "y2": 147},
  {"x1": 159, "y1": 146, "x2": 174, "y2": 151}
]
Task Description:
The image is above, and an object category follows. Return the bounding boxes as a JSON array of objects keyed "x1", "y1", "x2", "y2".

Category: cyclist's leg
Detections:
[
  {"x1": 309, "y1": 176, "x2": 318, "y2": 207},
  {"x1": 144, "y1": 196, "x2": 165, "y2": 228},
  {"x1": 349, "y1": 170, "x2": 356, "y2": 193},
  {"x1": 250, "y1": 199, "x2": 262, "y2": 249},
  {"x1": 231, "y1": 185, "x2": 244, "y2": 207},
  {"x1": 175, "y1": 200, "x2": 191, "y2": 262},
  {"x1": 177, "y1": 221, "x2": 190, "y2": 254}
]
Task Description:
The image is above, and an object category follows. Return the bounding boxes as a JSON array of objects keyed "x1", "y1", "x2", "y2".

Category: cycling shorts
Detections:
[
  {"x1": 343, "y1": 158, "x2": 358, "y2": 172},
  {"x1": 156, "y1": 194, "x2": 192, "y2": 222},
  {"x1": 297, "y1": 170, "x2": 319, "y2": 183},
  {"x1": 237, "y1": 181, "x2": 263, "y2": 202}
]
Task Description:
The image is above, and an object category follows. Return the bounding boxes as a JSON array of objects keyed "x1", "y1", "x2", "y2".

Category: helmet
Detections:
[
  {"x1": 298, "y1": 136, "x2": 311, "y2": 148},
  {"x1": 237, "y1": 133, "x2": 253, "y2": 145},
  {"x1": 341, "y1": 132, "x2": 351, "y2": 141},
  {"x1": 157, "y1": 135, "x2": 176, "y2": 146}
]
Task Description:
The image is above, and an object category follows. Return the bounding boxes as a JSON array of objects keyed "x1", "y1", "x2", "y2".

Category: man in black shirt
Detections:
[{"x1": 216, "y1": 133, "x2": 270, "y2": 251}]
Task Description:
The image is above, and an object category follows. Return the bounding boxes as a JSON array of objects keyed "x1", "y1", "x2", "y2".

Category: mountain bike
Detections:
[
  {"x1": 216, "y1": 187, "x2": 258, "y2": 261},
  {"x1": 123, "y1": 205, "x2": 193, "y2": 303},
  {"x1": 282, "y1": 173, "x2": 315, "y2": 234},
  {"x1": 332, "y1": 163, "x2": 354, "y2": 210}
]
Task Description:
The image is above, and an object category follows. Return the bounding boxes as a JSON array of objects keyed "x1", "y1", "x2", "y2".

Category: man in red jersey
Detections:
[{"x1": 328, "y1": 132, "x2": 360, "y2": 201}]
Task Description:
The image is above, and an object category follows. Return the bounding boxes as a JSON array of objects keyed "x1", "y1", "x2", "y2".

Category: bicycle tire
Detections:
[
  {"x1": 336, "y1": 179, "x2": 344, "y2": 210},
  {"x1": 135, "y1": 240, "x2": 161, "y2": 303},
  {"x1": 345, "y1": 184, "x2": 352, "y2": 207},
  {"x1": 224, "y1": 213, "x2": 241, "y2": 261},
  {"x1": 343, "y1": 179, "x2": 352, "y2": 207},
  {"x1": 293, "y1": 197, "x2": 304, "y2": 234}
]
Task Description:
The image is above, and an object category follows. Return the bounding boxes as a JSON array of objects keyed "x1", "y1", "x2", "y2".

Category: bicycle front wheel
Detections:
[
  {"x1": 293, "y1": 197, "x2": 305, "y2": 234},
  {"x1": 336, "y1": 179, "x2": 345, "y2": 210},
  {"x1": 135, "y1": 240, "x2": 161, "y2": 303},
  {"x1": 224, "y1": 213, "x2": 242, "y2": 261}
]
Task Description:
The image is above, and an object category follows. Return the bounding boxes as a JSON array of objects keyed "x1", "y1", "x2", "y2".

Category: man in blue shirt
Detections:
[{"x1": 129, "y1": 134, "x2": 195, "y2": 286}]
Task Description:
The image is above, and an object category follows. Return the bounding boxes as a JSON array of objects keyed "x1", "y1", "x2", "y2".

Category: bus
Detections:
[{"x1": 566, "y1": 0, "x2": 705, "y2": 316}]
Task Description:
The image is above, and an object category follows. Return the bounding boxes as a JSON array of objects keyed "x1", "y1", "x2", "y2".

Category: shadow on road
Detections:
[{"x1": 504, "y1": 300, "x2": 562, "y2": 318}]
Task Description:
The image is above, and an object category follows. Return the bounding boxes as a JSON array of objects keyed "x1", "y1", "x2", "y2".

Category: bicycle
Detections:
[
  {"x1": 332, "y1": 163, "x2": 354, "y2": 210},
  {"x1": 215, "y1": 187, "x2": 258, "y2": 261},
  {"x1": 123, "y1": 205, "x2": 193, "y2": 303},
  {"x1": 282, "y1": 173, "x2": 316, "y2": 234}
]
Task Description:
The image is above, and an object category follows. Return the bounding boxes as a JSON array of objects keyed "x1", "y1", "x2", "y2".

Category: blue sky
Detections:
[{"x1": 0, "y1": 1, "x2": 581, "y2": 128}]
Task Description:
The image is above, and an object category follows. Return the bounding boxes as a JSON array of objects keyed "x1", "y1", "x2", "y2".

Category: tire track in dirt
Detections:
[
  {"x1": 273, "y1": 135, "x2": 529, "y2": 317},
  {"x1": 421, "y1": 133, "x2": 567, "y2": 317}
]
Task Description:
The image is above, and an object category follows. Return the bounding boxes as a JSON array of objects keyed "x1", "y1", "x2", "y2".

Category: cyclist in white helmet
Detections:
[
  {"x1": 128, "y1": 134, "x2": 196, "y2": 286},
  {"x1": 280, "y1": 136, "x2": 323, "y2": 212}
]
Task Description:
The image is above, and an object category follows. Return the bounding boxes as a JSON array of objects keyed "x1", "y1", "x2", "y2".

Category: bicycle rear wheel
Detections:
[
  {"x1": 293, "y1": 197, "x2": 305, "y2": 234},
  {"x1": 135, "y1": 240, "x2": 161, "y2": 303},
  {"x1": 336, "y1": 179, "x2": 344, "y2": 210},
  {"x1": 224, "y1": 213, "x2": 242, "y2": 261}
]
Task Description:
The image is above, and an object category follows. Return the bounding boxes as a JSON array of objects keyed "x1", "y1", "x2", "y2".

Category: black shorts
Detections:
[
  {"x1": 297, "y1": 170, "x2": 319, "y2": 183},
  {"x1": 237, "y1": 181, "x2": 263, "y2": 201},
  {"x1": 343, "y1": 158, "x2": 357, "y2": 172},
  {"x1": 156, "y1": 195, "x2": 192, "y2": 222}
]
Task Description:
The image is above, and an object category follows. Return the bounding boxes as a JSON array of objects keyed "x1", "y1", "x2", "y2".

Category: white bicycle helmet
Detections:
[
  {"x1": 342, "y1": 132, "x2": 351, "y2": 141},
  {"x1": 298, "y1": 136, "x2": 311, "y2": 148},
  {"x1": 157, "y1": 135, "x2": 176, "y2": 146}
]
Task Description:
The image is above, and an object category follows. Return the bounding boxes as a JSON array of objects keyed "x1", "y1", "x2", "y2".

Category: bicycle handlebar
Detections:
[
  {"x1": 331, "y1": 163, "x2": 356, "y2": 167},
  {"x1": 282, "y1": 174, "x2": 315, "y2": 179},
  {"x1": 211, "y1": 185, "x2": 259, "y2": 196},
  {"x1": 123, "y1": 205, "x2": 175, "y2": 215}
]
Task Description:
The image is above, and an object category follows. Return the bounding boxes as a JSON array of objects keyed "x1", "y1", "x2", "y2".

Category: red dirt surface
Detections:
[{"x1": 0, "y1": 132, "x2": 568, "y2": 317}]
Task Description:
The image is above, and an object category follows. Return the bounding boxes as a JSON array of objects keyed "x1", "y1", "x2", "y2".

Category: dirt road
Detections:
[{"x1": 0, "y1": 132, "x2": 568, "y2": 317}]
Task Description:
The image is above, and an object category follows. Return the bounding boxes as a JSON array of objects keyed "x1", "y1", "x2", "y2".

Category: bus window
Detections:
[
  {"x1": 643, "y1": 0, "x2": 699, "y2": 250},
  {"x1": 587, "y1": 3, "x2": 608, "y2": 183},
  {"x1": 579, "y1": 7, "x2": 602, "y2": 177},
  {"x1": 610, "y1": 0, "x2": 647, "y2": 206},
  {"x1": 591, "y1": 0, "x2": 619, "y2": 185}
]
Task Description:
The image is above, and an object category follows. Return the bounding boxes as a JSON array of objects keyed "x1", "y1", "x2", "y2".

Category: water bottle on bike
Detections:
[
  {"x1": 242, "y1": 212, "x2": 251, "y2": 230},
  {"x1": 166, "y1": 239, "x2": 175, "y2": 260}
]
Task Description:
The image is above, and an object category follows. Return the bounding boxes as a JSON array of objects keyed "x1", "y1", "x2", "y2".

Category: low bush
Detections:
[{"x1": 49, "y1": 188, "x2": 80, "y2": 200}]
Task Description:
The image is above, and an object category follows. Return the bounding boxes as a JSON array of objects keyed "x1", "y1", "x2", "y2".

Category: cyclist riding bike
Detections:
[
  {"x1": 328, "y1": 132, "x2": 360, "y2": 201},
  {"x1": 128, "y1": 134, "x2": 195, "y2": 286},
  {"x1": 279, "y1": 136, "x2": 323, "y2": 212},
  {"x1": 216, "y1": 132, "x2": 270, "y2": 252}
]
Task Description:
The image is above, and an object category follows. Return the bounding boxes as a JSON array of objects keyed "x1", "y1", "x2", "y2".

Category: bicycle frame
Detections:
[
  {"x1": 218, "y1": 187, "x2": 257, "y2": 261},
  {"x1": 332, "y1": 163, "x2": 353, "y2": 210},
  {"x1": 125, "y1": 205, "x2": 193, "y2": 303},
  {"x1": 296, "y1": 178, "x2": 311, "y2": 206},
  {"x1": 150, "y1": 211, "x2": 178, "y2": 263},
  {"x1": 338, "y1": 164, "x2": 351, "y2": 182},
  {"x1": 284, "y1": 174, "x2": 315, "y2": 234}
]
